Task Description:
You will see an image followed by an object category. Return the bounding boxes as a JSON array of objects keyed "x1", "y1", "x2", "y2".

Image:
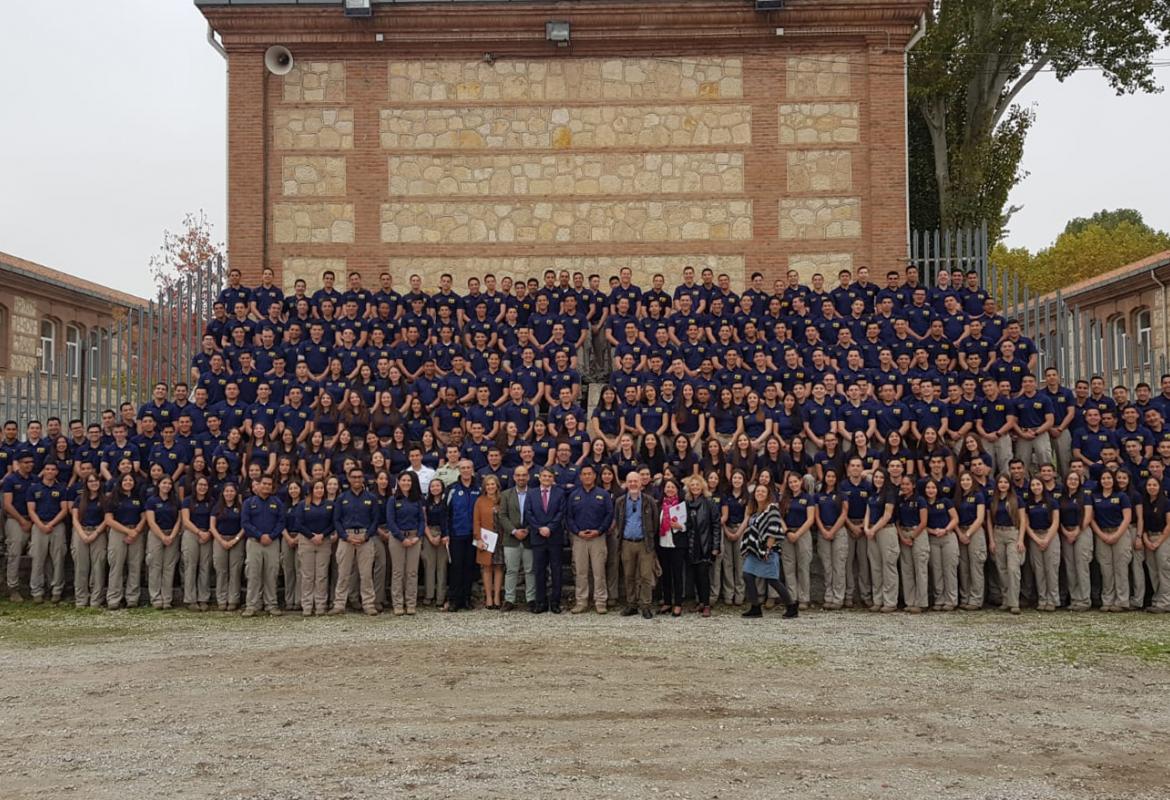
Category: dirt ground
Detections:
[{"x1": 1, "y1": 603, "x2": 1168, "y2": 800}]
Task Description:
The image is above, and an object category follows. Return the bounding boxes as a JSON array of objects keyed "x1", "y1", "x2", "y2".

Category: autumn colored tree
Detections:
[
  {"x1": 994, "y1": 212, "x2": 1170, "y2": 293},
  {"x1": 149, "y1": 210, "x2": 225, "y2": 299},
  {"x1": 910, "y1": 1, "x2": 1170, "y2": 239}
]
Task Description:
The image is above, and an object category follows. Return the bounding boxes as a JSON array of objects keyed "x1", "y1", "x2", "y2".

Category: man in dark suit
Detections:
[{"x1": 523, "y1": 466, "x2": 567, "y2": 613}]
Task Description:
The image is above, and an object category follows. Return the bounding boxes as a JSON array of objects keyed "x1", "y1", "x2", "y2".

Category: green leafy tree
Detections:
[
  {"x1": 910, "y1": 1, "x2": 1170, "y2": 239},
  {"x1": 1063, "y1": 208, "x2": 1149, "y2": 236},
  {"x1": 993, "y1": 219, "x2": 1170, "y2": 293}
]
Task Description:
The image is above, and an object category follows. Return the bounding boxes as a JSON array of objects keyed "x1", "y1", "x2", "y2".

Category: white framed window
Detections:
[
  {"x1": 65, "y1": 324, "x2": 83, "y2": 377},
  {"x1": 40, "y1": 319, "x2": 57, "y2": 374},
  {"x1": 1108, "y1": 315, "x2": 1128, "y2": 371},
  {"x1": 1135, "y1": 308, "x2": 1152, "y2": 367},
  {"x1": 88, "y1": 329, "x2": 103, "y2": 382},
  {"x1": 1088, "y1": 318, "x2": 1103, "y2": 373},
  {"x1": 0, "y1": 305, "x2": 8, "y2": 369}
]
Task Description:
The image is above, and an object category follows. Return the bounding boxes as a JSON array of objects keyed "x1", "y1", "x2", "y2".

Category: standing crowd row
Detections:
[{"x1": 3, "y1": 262, "x2": 1169, "y2": 619}]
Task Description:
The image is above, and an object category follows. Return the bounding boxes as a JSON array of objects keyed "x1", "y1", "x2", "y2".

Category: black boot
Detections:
[
  {"x1": 741, "y1": 605, "x2": 762, "y2": 618},
  {"x1": 783, "y1": 603, "x2": 799, "y2": 618}
]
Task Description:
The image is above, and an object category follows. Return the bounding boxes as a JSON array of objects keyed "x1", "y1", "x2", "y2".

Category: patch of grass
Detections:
[
  {"x1": 0, "y1": 599, "x2": 256, "y2": 648},
  {"x1": 733, "y1": 643, "x2": 822, "y2": 668},
  {"x1": 1029, "y1": 627, "x2": 1170, "y2": 666},
  {"x1": 920, "y1": 652, "x2": 975, "y2": 672}
]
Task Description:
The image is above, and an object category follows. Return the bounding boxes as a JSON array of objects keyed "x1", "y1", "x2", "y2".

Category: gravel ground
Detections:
[{"x1": 1, "y1": 602, "x2": 1168, "y2": 800}]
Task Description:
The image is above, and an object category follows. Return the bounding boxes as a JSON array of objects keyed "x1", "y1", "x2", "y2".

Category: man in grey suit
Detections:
[{"x1": 497, "y1": 465, "x2": 536, "y2": 612}]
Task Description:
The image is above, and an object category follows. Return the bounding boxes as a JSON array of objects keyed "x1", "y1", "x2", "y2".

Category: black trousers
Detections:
[
  {"x1": 745, "y1": 573, "x2": 793, "y2": 607},
  {"x1": 532, "y1": 536, "x2": 563, "y2": 608},
  {"x1": 658, "y1": 546, "x2": 686, "y2": 606},
  {"x1": 448, "y1": 538, "x2": 476, "y2": 609},
  {"x1": 689, "y1": 561, "x2": 711, "y2": 607}
]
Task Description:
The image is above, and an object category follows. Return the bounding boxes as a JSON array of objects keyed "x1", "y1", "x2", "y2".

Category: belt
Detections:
[{"x1": 622, "y1": 536, "x2": 644, "y2": 542}]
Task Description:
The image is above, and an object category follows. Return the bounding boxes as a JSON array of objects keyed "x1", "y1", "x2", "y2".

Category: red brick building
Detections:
[{"x1": 198, "y1": 0, "x2": 929, "y2": 293}]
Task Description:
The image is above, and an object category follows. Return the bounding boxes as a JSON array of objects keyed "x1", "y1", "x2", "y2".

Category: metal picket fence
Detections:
[{"x1": 1, "y1": 256, "x2": 225, "y2": 427}]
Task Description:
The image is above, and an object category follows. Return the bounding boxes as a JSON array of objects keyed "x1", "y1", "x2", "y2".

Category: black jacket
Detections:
[{"x1": 683, "y1": 496, "x2": 719, "y2": 564}]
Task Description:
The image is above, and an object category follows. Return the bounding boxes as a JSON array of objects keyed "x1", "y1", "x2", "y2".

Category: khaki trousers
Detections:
[
  {"x1": 1130, "y1": 545, "x2": 1147, "y2": 609},
  {"x1": 213, "y1": 539, "x2": 245, "y2": 608},
  {"x1": 898, "y1": 531, "x2": 930, "y2": 610},
  {"x1": 29, "y1": 522, "x2": 67, "y2": 600},
  {"x1": 1061, "y1": 529, "x2": 1094, "y2": 609},
  {"x1": 1013, "y1": 433, "x2": 1054, "y2": 472},
  {"x1": 1096, "y1": 527, "x2": 1133, "y2": 609},
  {"x1": 4, "y1": 517, "x2": 30, "y2": 592},
  {"x1": 72, "y1": 528, "x2": 108, "y2": 608},
  {"x1": 504, "y1": 545, "x2": 535, "y2": 604},
  {"x1": 867, "y1": 525, "x2": 899, "y2": 609},
  {"x1": 929, "y1": 531, "x2": 959, "y2": 608},
  {"x1": 992, "y1": 526, "x2": 1022, "y2": 610},
  {"x1": 817, "y1": 531, "x2": 848, "y2": 606},
  {"x1": 181, "y1": 531, "x2": 213, "y2": 605},
  {"x1": 245, "y1": 538, "x2": 281, "y2": 612},
  {"x1": 297, "y1": 537, "x2": 332, "y2": 613},
  {"x1": 334, "y1": 536, "x2": 376, "y2": 612},
  {"x1": 985, "y1": 435, "x2": 1013, "y2": 476},
  {"x1": 957, "y1": 530, "x2": 987, "y2": 608},
  {"x1": 280, "y1": 538, "x2": 299, "y2": 610},
  {"x1": 620, "y1": 540, "x2": 656, "y2": 610},
  {"x1": 571, "y1": 534, "x2": 608, "y2": 610},
  {"x1": 845, "y1": 528, "x2": 871, "y2": 606},
  {"x1": 350, "y1": 537, "x2": 387, "y2": 608},
  {"x1": 1028, "y1": 536, "x2": 1061, "y2": 608},
  {"x1": 780, "y1": 533, "x2": 813, "y2": 604},
  {"x1": 107, "y1": 532, "x2": 145, "y2": 608},
  {"x1": 713, "y1": 531, "x2": 745, "y2": 604},
  {"x1": 145, "y1": 533, "x2": 180, "y2": 608},
  {"x1": 1148, "y1": 539, "x2": 1170, "y2": 611},
  {"x1": 1050, "y1": 429, "x2": 1073, "y2": 476},
  {"x1": 420, "y1": 533, "x2": 448, "y2": 605},
  {"x1": 387, "y1": 536, "x2": 421, "y2": 612}
]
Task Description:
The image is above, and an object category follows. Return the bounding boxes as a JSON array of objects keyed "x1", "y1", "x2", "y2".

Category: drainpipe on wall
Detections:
[
  {"x1": 1151, "y1": 269, "x2": 1168, "y2": 364},
  {"x1": 903, "y1": 13, "x2": 927, "y2": 252}
]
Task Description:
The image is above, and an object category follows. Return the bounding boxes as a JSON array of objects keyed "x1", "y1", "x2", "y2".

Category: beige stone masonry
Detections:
[
  {"x1": 282, "y1": 258, "x2": 347, "y2": 292},
  {"x1": 283, "y1": 62, "x2": 346, "y2": 103},
  {"x1": 282, "y1": 156, "x2": 347, "y2": 196},
  {"x1": 273, "y1": 204, "x2": 355, "y2": 244},
  {"x1": 387, "y1": 153, "x2": 744, "y2": 197},
  {"x1": 779, "y1": 197, "x2": 861, "y2": 240},
  {"x1": 390, "y1": 256, "x2": 746, "y2": 293},
  {"x1": 778, "y1": 103, "x2": 860, "y2": 144},
  {"x1": 786, "y1": 55, "x2": 852, "y2": 97},
  {"x1": 274, "y1": 109, "x2": 355, "y2": 150},
  {"x1": 388, "y1": 58, "x2": 743, "y2": 102},
  {"x1": 379, "y1": 105, "x2": 752, "y2": 150},
  {"x1": 381, "y1": 200, "x2": 752, "y2": 244},
  {"x1": 788, "y1": 252, "x2": 855, "y2": 283},
  {"x1": 786, "y1": 150, "x2": 853, "y2": 193}
]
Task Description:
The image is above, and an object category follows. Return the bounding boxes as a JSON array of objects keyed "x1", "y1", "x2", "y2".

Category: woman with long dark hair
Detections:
[
  {"x1": 923, "y1": 477, "x2": 959, "y2": 611},
  {"x1": 814, "y1": 467, "x2": 847, "y2": 610},
  {"x1": 210, "y1": 482, "x2": 245, "y2": 612},
  {"x1": 145, "y1": 476, "x2": 182, "y2": 610},
  {"x1": 386, "y1": 471, "x2": 425, "y2": 615},
  {"x1": 71, "y1": 472, "x2": 108, "y2": 609},
  {"x1": 657, "y1": 478, "x2": 686, "y2": 617},
  {"x1": 1091, "y1": 469, "x2": 1133, "y2": 611},
  {"x1": 1140, "y1": 476, "x2": 1170, "y2": 612},
  {"x1": 988, "y1": 474, "x2": 1024, "y2": 615},
  {"x1": 105, "y1": 472, "x2": 147, "y2": 610},
  {"x1": 738, "y1": 482, "x2": 798, "y2": 619},
  {"x1": 954, "y1": 470, "x2": 988, "y2": 610},
  {"x1": 292, "y1": 479, "x2": 335, "y2": 616},
  {"x1": 863, "y1": 468, "x2": 898, "y2": 613},
  {"x1": 180, "y1": 475, "x2": 216, "y2": 612},
  {"x1": 1022, "y1": 476, "x2": 1060, "y2": 612},
  {"x1": 778, "y1": 471, "x2": 815, "y2": 610},
  {"x1": 894, "y1": 474, "x2": 927, "y2": 613},
  {"x1": 1057, "y1": 470, "x2": 1093, "y2": 611}
]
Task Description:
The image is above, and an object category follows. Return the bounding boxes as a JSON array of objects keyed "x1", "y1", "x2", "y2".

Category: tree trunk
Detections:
[{"x1": 919, "y1": 97, "x2": 952, "y2": 230}]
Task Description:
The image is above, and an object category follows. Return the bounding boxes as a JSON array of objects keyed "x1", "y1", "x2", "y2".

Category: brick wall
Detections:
[{"x1": 209, "y1": 2, "x2": 922, "y2": 294}]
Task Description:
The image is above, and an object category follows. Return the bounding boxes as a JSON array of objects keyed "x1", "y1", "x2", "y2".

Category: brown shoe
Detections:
[
  {"x1": 327, "y1": 607, "x2": 345, "y2": 616},
  {"x1": 269, "y1": 608, "x2": 283, "y2": 617},
  {"x1": 393, "y1": 609, "x2": 405, "y2": 617},
  {"x1": 364, "y1": 607, "x2": 379, "y2": 616},
  {"x1": 570, "y1": 604, "x2": 588, "y2": 614},
  {"x1": 9, "y1": 591, "x2": 23, "y2": 603},
  {"x1": 595, "y1": 606, "x2": 608, "y2": 615}
]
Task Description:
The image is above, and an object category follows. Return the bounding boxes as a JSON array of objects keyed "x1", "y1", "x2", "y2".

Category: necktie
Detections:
[{"x1": 542, "y1": 488, "x2": 549, "y2": 512}]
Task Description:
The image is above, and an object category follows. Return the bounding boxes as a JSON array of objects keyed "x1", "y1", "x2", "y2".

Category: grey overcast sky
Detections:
[{"x1": 0, "y1": 2, "x2": 1167, "y2": 298}]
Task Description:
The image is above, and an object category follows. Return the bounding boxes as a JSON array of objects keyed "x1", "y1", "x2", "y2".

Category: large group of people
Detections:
[{"x1": 3, "y1": 261, "x2": 1170, "y2": 622}]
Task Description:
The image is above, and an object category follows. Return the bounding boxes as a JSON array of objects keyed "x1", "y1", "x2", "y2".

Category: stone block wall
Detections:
[{"x1": 256, "y1": 44, "x2": 907, "y2": 292}]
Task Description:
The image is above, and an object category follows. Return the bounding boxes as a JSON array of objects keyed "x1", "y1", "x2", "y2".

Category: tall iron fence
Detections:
[
  {"x1": 1, "y1": 256, "x2": 225, "y2": 428},
  {"x1": 911, "y1": 223, "x2": 1165, "y2": 389}
]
